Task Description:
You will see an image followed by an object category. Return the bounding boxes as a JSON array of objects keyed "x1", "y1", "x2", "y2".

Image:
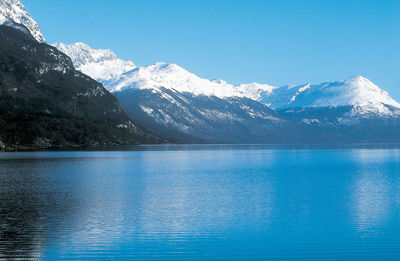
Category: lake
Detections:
[{"x1": 0, "y1": 145, "x2": 399, "y2": 260}]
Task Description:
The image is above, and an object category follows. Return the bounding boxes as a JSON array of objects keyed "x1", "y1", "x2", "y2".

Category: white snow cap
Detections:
[
  {"x1": 53, "y1": 42, "x2": 136, "y2": 81},
  {"x1": 0, "y1": 0, "x2": 45, "y2": 42},
  {"x1": 52, "y1": 42, "x2": 276, "y2": 99},
  {"x1": 53, "y1": 42, "x2": 400, "y2": 114},
  {"x1": 261, "y1": 76, "x2": 400, "y2": 114},
  {"x1": 103, "y1": 62, "x2": 277, "y2": 99}
]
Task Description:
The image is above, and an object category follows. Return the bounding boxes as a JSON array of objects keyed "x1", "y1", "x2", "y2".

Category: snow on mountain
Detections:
[
  {"x1": 52, "y1": 42, "x2": 276, "y2": 99},
  {"x1": 115, "y1": 88, "x2": 289, "y2": 144},
  {"x1": 53, "y1": 42, "x2": 400, "y2": 117},
  {"x1": 50, "y1": 41, "x2": 400, "y2": 142},
  {"x1": 104, "y1": 62, "x2": 242, "y2": 97},
  {"x1": 236, "y1": 82, "x2": 276, "y2": 101},
  {"x1": 261, "y1": 76, "x2": 400, "y2": 115},
  {"x1": 52, "y1": 42, "x2": 136, "y2": 81},
  {"x1": 105, "y1": 62, "x2": 276, "y2": 99},
  {"x1": 0, "y1": 0, "x2": 45, "y2": 42}
]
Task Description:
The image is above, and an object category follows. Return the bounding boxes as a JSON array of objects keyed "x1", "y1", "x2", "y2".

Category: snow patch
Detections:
[{"x1": 140, "y1": 106, "x2": 154, "y2": 115}]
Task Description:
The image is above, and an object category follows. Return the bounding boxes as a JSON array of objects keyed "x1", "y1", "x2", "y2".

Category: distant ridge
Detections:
[
  {"x1": 55, "y1": 42, "x2": 400, "y2": 144},
  {"x1": 55, "y1": 42, "x2": 400, "y2": 116},
  {"x1": 261, "y1": 76, "x2": 400, "y2": 116},
  {"x1": 52, "y1": 42, "x2": 276, "y2": 99}
]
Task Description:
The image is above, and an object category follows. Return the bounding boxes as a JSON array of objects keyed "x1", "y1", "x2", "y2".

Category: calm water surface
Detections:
[{"x1": 0, "y1": 145, "x2": 399, "y2": 260}]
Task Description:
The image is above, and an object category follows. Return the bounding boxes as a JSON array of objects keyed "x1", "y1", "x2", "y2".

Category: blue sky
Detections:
[{"x1": 24, "y1": 0, "x2": 400, "y2": 99}]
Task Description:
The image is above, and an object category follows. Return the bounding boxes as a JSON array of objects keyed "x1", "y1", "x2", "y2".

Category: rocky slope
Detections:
[
  {"x1": 115, "y1": 88, "x2": 300, "y2": 143},
  {"x1": 0, "y1": 25, "x2": 157, "y2": 150}
]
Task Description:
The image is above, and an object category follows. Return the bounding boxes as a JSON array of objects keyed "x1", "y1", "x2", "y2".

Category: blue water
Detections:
[{"x1": 0, "y1": 146, "x2": 399, "y2": 260}]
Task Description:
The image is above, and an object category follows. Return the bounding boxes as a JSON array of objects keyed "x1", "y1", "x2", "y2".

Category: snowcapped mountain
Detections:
[
  {"x1": 53, "y1": 42, "x2": 136, "y2": 81},
  {"x1": 0, "y1": 0, "x2": 45, "y2": 42},
  {"x1": 3, "y1": 1, "x2": 398, "y2": 144},
  {"x1": 104, "y1": 62, "x2": 250, "y2": 97},
  {"x1": 53, "y1": 41, "x2": 400, "y2": 143},
  {"x1": 53, "y1": 42, "x2": 295, "y2": 143},
  {"x1": 262, "y1": 76, "x2": 400, "y2": 116},
  {"x1": 52, "y1": 42, "x2": 400, "y2": 118},
  {"x1": 52, "y1": 42, "x2": 276, "y2": 99}
]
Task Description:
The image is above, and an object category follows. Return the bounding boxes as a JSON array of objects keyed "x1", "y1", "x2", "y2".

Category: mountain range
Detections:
[
  {"x1": 54, "y1": 41, "x2": 400, "y2": 143},
  {"x1": 1, "y1": 0, "x2": 399, "y2": 148}
]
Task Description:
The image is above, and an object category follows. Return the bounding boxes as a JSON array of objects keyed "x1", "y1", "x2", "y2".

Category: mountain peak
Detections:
[
  {"x1": 53, "y1": 42, "x2": 119, "y2": 66},
  {"x1": 52, "y1": 42, "x2": 136, "y2": 81},
  {"x1": 343, "y1": 75, "x2": 375, "y2": 86},
  {"x1": 148, "y1": 62, "x2": 184, "y2": 72},
  {"x1": 347, "y1": 75, "x2": 368, "y2": 81},
  {"x1": 261, "y1": 76, "x2": 400, "y2": 115},
  {"x1": 0, "y1": 0, "x2": 45, "y2": 42}
]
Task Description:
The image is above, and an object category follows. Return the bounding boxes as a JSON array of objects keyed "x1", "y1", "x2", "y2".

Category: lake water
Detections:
[{"x1": 0, "y1": 145, "x2": 399, "y2": 260}]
